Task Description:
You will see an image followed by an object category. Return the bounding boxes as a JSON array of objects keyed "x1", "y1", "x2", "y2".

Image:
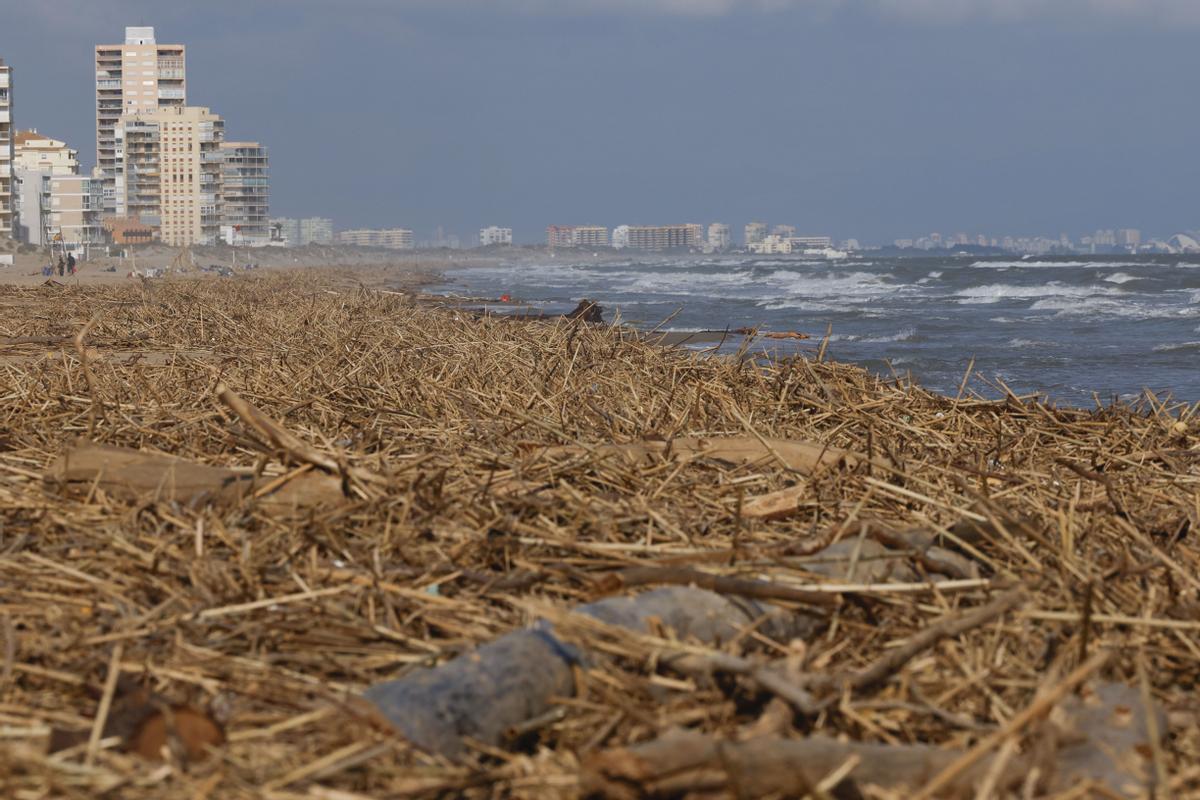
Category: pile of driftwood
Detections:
[{"x1": 0, "y1": 269, "x2": 1197, "y2": 798}]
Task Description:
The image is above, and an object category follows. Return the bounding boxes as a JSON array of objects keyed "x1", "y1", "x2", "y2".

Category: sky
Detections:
[{"x1": 2, "y1": 0, "x2": 1198, "y2": 243}]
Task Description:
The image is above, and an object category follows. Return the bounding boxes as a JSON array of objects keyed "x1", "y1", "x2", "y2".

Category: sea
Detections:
[{"x1": 431, "y1": 254, "x2": 1200, "y2": 406}]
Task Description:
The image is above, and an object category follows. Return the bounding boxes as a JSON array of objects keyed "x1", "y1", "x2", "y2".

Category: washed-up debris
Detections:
[
  {"x1": 0, "y1": 271, "x2": 1196, "y2": 798},
  {"x1": 537, "y1": 435, "x2": 890, "y2": 474},
  {"x1": 49, "y1": 678, "x2": 225, "y2": 764},
  {"x1": 362, "y1": 586, "x2": 817, "y2": 758},
  {"x1": 45, "y1": 441, "x2": 345, "y2": 510}
]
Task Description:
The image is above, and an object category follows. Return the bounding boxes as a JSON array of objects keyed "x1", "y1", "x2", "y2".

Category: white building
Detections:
[
  {"x1": 270, "y1": 217, "x2": 299, "y2": 246},
  {"x1": 299, "y1": 217, "x2": 333, "y2": 245},
  {"x1": 479, "y1": 226, "x2": 512, "y2": 246},
  {"x1": 337, "y1": 228, "x2": 413, "y2": 249},
  {"x1": 0, "y1": 59, "x2": 13, "y2": 240},
  {"x1": 706, "y1": 223, "x2": 731, "y2": 252}
]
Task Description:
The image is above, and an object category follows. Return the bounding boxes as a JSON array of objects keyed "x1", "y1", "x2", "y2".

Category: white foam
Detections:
[
  {"x1": 969, "y1": 260, "x2": 1147, "y2": 269},
  {"x1": 1007, "y1": 338, "x2": 1053, "y2": 349},
  {"x1": 1152, "y1": 341, "x2": 1200, "y2": 353},
  {"x1": 1102, "y1": 272, "x2": 1138, "y2": 284},
  {"x1": 954, "y1": 283, "x2": 1116, "y2": 304}
]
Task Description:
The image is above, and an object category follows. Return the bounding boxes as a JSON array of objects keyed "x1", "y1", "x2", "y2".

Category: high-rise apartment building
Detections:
[
  {"x1": 118, "y1": 106, "x2": 224, "y2": 246},
  {"x1": 625, "y1": 224, "x2": 702, "y2": 251},
  {"x1": 707, "y1": 223, "x2": 731, "y2": 251},
  {"x1": 771, "y1": 224, "x2": 797, "y2": 238},
  {"x1": 744, "y1": 222, "x2": 767, "y2": 246},
  {"x1": 299, "y1": 217, "x2": 333, "y2": 245},
  {"x1": 220, "y1": 141, "x2": 269, "y2": 245},
  {"x1": 96, "y1": 27, "x2": 186, "y2": 215},
  {"x1": 0, "y1": 59, "x2": 14, "y2": 240},
  {"x1": 547, "y1": 225, "x2": 608, "y2": 248}
]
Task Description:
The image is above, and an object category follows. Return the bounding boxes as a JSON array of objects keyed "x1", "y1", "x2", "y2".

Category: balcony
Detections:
[
  {"x1": 97, "y1": 80, "x2": 122, "y2": 90},
  {"x1": 0, "y1": 74, "x2": 8, "y2": 88},
  {"x1": 158, "y1": 88, "x2": 185, "y2": 100},
  {"x1": 158, "y1": 69, "x2": 184, "y2": 80}
]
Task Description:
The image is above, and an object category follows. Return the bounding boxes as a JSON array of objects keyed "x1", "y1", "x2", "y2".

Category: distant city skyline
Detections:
[{"x1": 1, "y1": 2, "x2": 1198, "y2": 246}]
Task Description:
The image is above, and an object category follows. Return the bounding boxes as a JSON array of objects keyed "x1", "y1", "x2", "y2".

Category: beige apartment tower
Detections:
[
  {"x1": 0, "y1": 59, "x2": 13, "y2": 239},
  {"x1": 118, "y1": 106, "x2": 224, "y2": 246},
  {"x1": 96, "y1": 27, "x2": 186, "y2": 216}
]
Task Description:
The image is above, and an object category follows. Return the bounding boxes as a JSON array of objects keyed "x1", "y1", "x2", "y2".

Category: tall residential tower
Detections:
[
  {"x1": 95, "y1": 27, "x2": 186, "y2": 215},
  {"x1": 0, "y1": 59, "x2": 14, "y2": 239},
  {"x1": 117, "y1": 106, "x2": 224, "y2": 246}
]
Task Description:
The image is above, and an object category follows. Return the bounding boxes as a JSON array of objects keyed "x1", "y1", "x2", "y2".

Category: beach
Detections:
[{"x1": 0, "y1": 268, "x2": 1196, "y2": 797}]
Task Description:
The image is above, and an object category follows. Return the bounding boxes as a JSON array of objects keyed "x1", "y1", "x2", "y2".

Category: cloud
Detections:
[{"x1": 501, "y1": 0, "x2": 1200, "y2": 24}]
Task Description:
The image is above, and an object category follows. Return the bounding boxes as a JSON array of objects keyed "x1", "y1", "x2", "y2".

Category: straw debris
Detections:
[{"x1": 0, "y1": 268, "x2": 1197, "y2": 798}]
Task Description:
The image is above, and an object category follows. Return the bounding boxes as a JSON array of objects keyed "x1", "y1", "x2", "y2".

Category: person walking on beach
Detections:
[
  {"x1": 66, "y1": 253, "x2": 76, "y2": 276},
  {"x1": 56, "y1": 257, "x2": 65, "y2": 277}
]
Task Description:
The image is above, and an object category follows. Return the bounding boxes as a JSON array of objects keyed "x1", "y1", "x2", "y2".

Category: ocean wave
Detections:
[
  {"x1": 1007, "y1": 338, "x2": 1054, "y2": 349},
  {"x1": 969, "y1": 260, "x2": 1146, "y2": 269},
  {"x1": 1152, "y1": 341, "x2": 1200, "y2": 353},
  {"x1": 831, "y1": 327, "x2": 918, "y2": 343},
  {"x1": 1029, "y1": 297, "x2": 1200, "y2": 319},
  {"x1": 1102, "y1": 272, "x2": 1139, "y2": 284},
  {"x1": 954, "y1": 283, "x2": 1117, "y2": 304}
]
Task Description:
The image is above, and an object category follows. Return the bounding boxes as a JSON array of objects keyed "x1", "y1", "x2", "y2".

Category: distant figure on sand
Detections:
[
  {"x1": 56, "y1": 257, "x2": 65, "y2": 277},
  {"x1": 67, "y1": 253, "x2": 76, "y2": 275}
]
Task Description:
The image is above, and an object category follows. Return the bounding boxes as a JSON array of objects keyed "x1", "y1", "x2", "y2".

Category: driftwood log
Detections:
[
  {"x1": 45, "y1": 442, "x2": 344, "y2": 511},
  {"x1": 581, "y1": 681, "x2": 1164, "y2": 799},
  {"x1": 362, "y1": 587, "x2": 820, "y2": 758},
  {"x1": 537, "y1": 436, "x2": 890, "y2": 475},
  {"x1": 581, "y1": 728, "x2": 1024, "y2": 799}
]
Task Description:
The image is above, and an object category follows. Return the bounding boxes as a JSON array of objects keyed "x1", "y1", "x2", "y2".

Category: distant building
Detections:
[
  {"x1": 748, "y1": 235, "x2": 835, "y2": 255},
  {"x1": 479, "y1": 226, "x2": 512, "y2": 246},
  {"x1": 744, "y1": 221, "x2": 767, "y2": 246},
  {"x1": 220, "y1": 141, "x2": 269, "y2": 246},
  {"x1": 95, "y1": 27, "x2": 186, "y2": 216},
  {"x1": 14, "y1": 130, "x2": 78, "y2": 174},
  {"x1": 337, "y1": 228, "x2": 413, "y2": 249},
  {"x1": 707, "y1": 223, "x2": 731, "y2": 252},
  {"x1": 270, "y1": 217, "x2": 299, "y2": 246},
  {"x1": 771, "y1": 224, "x2": 796, "y2": 238},
  {"x1": 842, "y1": 238, "x2": 861, "y2": 251},
  {"x1": 748, "y1": 234, "x2": 791, "y2": 255},
  {"x1": 547, "y1": 225, "x2": 608, "y2": 248},
  {"x1": 611, "y1": 225, "x2": 630, "y2": 249},
  {"x1": 1118, "y1": 228, "x2": 1141, "y2": 248},
  {"x1": 13, "y1": 130, "x2": 85, "y2": 245},
  {"x1": 624, "y1": 224, "x2": 702, "y2": 252},
  {"x1": 299, "y1": 217, "x2": 333, "y2": 245},
  {"x1": 14, "y1": 171, "x2": 102, "y2": 248},
  {"x1": 117, "y1": 105, "x2": 224, "y2": 246},
  {"x1": 0, "y1": 59, "x2": 13, "y2": 240},
  {"x1": 789, "y1": 235, "x2": 833, "y2": 249},
  {"x1": 103, "y1": 216, "x2": 155, "y2": 245}
]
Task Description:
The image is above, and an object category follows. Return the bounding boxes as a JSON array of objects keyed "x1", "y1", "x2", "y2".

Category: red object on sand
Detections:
[{"x1": 500, "y1": 294, "x2": 512, "y2": 302}]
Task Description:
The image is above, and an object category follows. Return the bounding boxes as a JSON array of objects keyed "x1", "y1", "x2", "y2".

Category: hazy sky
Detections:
[{"x1": 3, "y1": 0, "x2": 1198, "y2": 242}]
